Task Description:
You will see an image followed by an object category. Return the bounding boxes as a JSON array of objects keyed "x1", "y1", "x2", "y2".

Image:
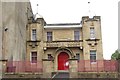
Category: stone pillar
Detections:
[
  {"x1": 0, "y1": 60, "x2": 7, "y2": 79},
  {"x1": 42, "y1": 59, "x2": 53, "y2": 78},
  {"x1": 2, "y1": 60, "x2": 7, "y2": 73},
  {"x1": 69, "y1": 59, "x2": 78, "y2": 78}
]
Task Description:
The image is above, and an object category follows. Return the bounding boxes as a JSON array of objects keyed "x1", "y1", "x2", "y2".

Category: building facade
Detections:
[
  {"x1": 1, "y1": 1, "x2": 119, "y2": 79},
  {"x1": 26, "y1": 16, "x2": 103, "y2": 74},
  {"x1": 0, "y1": 0, "x2": 33, "y2": 79}
]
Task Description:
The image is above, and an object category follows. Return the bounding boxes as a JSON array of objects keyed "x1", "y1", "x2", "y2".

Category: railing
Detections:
[
  {"x1": 6, "y1": 61, "x2": 43, "y2": 73},
  {"x1": 78, "y1": 60, "x2": 118, "y2": 72},
  {"x1": 5, "y1": 60, "x2": 118, "y2": 73},
  {"x1": 45, "y1": 40, "x2": 83, "y2": 48}
]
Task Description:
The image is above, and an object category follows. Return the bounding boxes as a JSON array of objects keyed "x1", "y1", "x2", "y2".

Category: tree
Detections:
[{"x1": 111, "y1": 49, "x2": 120, "y2": 60}]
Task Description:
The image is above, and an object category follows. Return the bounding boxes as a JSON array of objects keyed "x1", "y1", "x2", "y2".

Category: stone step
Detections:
[{"x1": 52, "y1": 72, "x2": 69, "y2": 78}]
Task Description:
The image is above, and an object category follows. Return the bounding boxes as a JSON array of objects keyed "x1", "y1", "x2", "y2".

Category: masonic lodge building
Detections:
[{"x1": 26, "y1": 16, "x2": 103, "y2": 72}]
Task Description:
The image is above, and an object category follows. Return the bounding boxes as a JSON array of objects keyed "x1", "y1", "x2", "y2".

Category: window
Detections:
[
  {"x1": 90, "y1": 28, "x2": 95, "y2": 39},
  {"x1": 90, "y1": 50, "x2": 96, "y2": 62},
  {"x1": 47, "y1": 32, "x2": 52, "y2": 41},
  {"x1": 31, "y1": 29, "x2": 37, "y2": 41},
  {"x1": 74, "y1": 31, "x2": 80, "y2": 41},
  {"x1": 48, "y1": 54, "x2": 53, "y2": 60},
  {"x1": 31, "y1": 52, "x2": 37, "y2": 63},
  {"x1": 76, "y1": 53, "x2": 80, "y2": 61}
]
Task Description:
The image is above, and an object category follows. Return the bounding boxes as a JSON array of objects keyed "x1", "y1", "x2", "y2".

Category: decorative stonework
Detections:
[{"x1": 46, "y1": 41, "x2": 82, "y2": 48}]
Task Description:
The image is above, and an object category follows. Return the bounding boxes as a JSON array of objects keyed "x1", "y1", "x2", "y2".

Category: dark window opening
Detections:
[
  {"x1": 48, "y1": 54, "x2": 53, "y2": 60},
  {"x1": 74, "y1": 31, "x2": 80, "y2": 41},
  {"x1": 76, "y1": 53, "x2": 80, "y2": 61},
  {"x1": 31, "y1": 52, "x2": 37, "y2": 63},
  {"x1": 90, "y1": 50, "x2": 96, "y2": 62},
  {"x1": 47, "y1": 32, "x2": 52, "y2": 41}
]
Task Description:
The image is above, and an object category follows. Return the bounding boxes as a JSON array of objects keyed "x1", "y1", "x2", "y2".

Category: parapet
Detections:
[
  {"x1": 36, "y1": 18, "x2": 46, "y2": 26},
  {"x1": 82, "y1": 16, "x2": 101, "y2": 22}
]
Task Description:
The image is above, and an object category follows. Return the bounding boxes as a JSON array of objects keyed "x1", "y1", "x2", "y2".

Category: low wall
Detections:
[
  {"x1": 3, "y1": 73, "x2": 43, "y2": 79},
  {"x1": 2, "y1": 72, "x2": 119, "y2": 79},
  {"x1": 78, "y1": 72, "x2": 118, "y2": 78}
]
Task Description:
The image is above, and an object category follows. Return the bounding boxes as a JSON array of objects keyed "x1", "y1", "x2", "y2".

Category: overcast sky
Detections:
[{"x1": 30, "y1": 0, "x2": 119, "y2": 60}]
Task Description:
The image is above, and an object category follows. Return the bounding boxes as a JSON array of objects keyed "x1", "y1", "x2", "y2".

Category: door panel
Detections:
[{"x1": 58, "y1": 52, "x2": 69, "y2": 70}]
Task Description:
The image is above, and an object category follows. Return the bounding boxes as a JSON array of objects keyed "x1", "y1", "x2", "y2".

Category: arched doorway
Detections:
[{"x1": 58, "y1": 52, "x2": 69, "y2": 70}]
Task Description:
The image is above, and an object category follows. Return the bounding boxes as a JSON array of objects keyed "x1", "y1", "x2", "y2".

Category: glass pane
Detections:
[
  {"x1": 32, "y1": 52, "x2": 37, "y2": 56},
  {"x1": 31, "y1": 52, "x2": 37, "y2": 63},
  {"x1": 47, "y1": 32, "x2": 52, "y2": 36},
  {"x1": 47, "y1": 32, "x2": 52, "y2": 41},
  {"x1": 90, "y1": 51, "x2": 96, "y2": 61},
  {"x1": 90, "y1": 28, "x2": 95, "y2": 39},
  {"x1": 32, "y1": 29, "x2": 36, "y2": 41},
  {"x1": 76, "y1": 54, "x2": 80, "y2": 61},
  {"x1": 74, "y1": 31, "x2": 80, "y2": 40}
]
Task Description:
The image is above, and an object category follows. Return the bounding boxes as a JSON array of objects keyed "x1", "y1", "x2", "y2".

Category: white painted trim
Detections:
[
  {"x1": 30, "y1": 50, "x2": 37, "y2": 62},
  {"x1": 31, "y1": 29, "x2": 37, "y2": 41},
  {"x1": 30, "y1": 52, "x2": 31, "y2": 62}
]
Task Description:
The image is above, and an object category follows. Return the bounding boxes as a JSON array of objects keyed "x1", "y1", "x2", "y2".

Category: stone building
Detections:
[
  {"x1": 1, "y1": 0, "x2": 118, "y2": 79},
  {"x1": 0, "y1": 0, "x2": 33, "y2": 79},
  {"x1": 26, "y1": 15, "x2": 103, "y2": 78}
]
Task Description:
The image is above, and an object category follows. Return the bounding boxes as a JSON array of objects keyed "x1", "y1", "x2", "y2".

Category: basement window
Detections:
[
  {"x1": 76, "y1": 53, "x2": 80, "y2": 61},
  {"x1": 31, "y1": 52, "x2": 37, "y2": 63},
  {"x1": 48, "y1": 54, "x2": 53, "y2": 60},
  {"x1": 90, "y1": 50, "x2": 96, "y2": 62}
]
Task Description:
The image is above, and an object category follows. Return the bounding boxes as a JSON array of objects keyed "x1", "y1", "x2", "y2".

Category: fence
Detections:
[
  {"x1": 78, "y1": 60, "x2": 118, "y2": 72},
  {"x1": 5, "y1": 60, "x2": 118, "y2": 73},
  {"x1": 6, "y1": 61, "x2": 43, "y2": 73}
]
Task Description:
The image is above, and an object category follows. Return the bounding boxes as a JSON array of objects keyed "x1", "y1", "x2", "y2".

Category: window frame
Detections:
[
  {"x1": 47, "y1": 31, "x2": 52, "y2": 42},
  {"x1": 47, "y1": 54, "x2": 53, "y2": 60},
  {"x1": 74, "y1": 30, "x2": 80, "y2": 41},
  {"x1": 31, "y1": 29, "x2": 37, "y2": 41},
  {"x1": 76, "y1": 53, "x2": 80, "y2": 61},
  {"x1": 31, "y1": 52, "x2": 37, "y2": 63},
  {"x1": 90, "y1": 50, "x2": 96, "y2": 62},
  {"x1": 90, "y1": 27, "x2": 95, "y2": 39}
]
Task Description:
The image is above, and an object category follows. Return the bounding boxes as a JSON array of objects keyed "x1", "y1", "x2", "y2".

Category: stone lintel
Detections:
[
  {"x1": 69, "y1": 59, "x2": 78, "y2": 61},
  {"x1": 0, "y1": 59, "x2": 8, "y2": 62},
  {"x1": 42, "y1": 59, "x2": 53, "y2": 61}
]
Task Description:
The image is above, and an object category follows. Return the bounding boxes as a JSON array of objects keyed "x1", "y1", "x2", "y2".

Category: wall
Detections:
[
  {"x1": 82, "y1": 16, "x2": 103, "y2": 60},
  {"x1": 44, "y1": 28, "x2": 82, "y2": 41},
  {"x1": 0, "y1": 0, "x2": 2, "y2": 60},
  {"x1": 26, "y1": 18, "x2": 45, "y2": 61},
  {"x1": 1, "y1": 1, "x2": 33, "y2": 61},
  {"x1": 0, "y1": 1, "x2": 33, "y2": 79}
]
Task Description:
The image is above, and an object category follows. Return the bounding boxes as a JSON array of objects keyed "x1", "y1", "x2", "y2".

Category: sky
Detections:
[{"x1": 30, "y1": 0, "x2": 119, "y2": 60}]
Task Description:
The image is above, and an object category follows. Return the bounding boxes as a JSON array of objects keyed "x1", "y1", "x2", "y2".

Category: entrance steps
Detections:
[{"x1": 52, "y1": 72, "x2": 69, "y2": 78}]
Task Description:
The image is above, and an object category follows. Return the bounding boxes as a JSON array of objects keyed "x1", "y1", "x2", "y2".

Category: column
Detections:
[
  {"x1": 42, "y1": 59, "x2": 53, "y2": 78},
  {"x1": 69, "y1": 59, "x2": 78, "y2": 78}
]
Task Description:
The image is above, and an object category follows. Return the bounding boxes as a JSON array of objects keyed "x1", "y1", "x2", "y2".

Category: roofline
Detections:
[
  {"x1": 46, "y1": 23, "x2": 81, "y2": 26},
  {"x1": 44, "y1": 23, "x2": 82, "y2": 29},
  {"x1": 44, "y1": 26, "x2": 82, "y2": 30}
]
